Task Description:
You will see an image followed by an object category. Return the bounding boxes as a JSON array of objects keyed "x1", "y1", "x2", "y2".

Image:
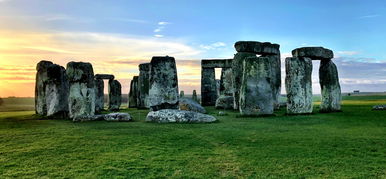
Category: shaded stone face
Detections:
[
  {"x1": 232, "y1": 52, "x2": 256, "y2": 109},
  {"x1": 220, "y1": 68, "x2": 234, "y2": 96},
  {"x1": 319, "y1": 60, "x2": 341, "y2": 112},
  {"x1": 179, "y1": 97, "x2": 206, "y2": 113},
  {"x1": 292, "y1": 47, "x2": 334, "y2": 60},
  {"x1": 192, "y1": 90, "x2": 198, "y2": 103},
  {"x1": 285, "y1": 57, "x2": 313, "y2": 114},
  {"x1": 138, "y1": 63, "x2": 150, "y2": 109},
  {"x1": 234, "y1": 41, "x2": 280, "y2": 55},
  {"x1": 146, "y1": 109, "x2": 217, "y2": 123},
  {"x1": 95, "y1": 78, "x2": 104, "y2": 113},
  {"x1": 66, "y1": 62, "x2": 96, "y2": 120},
  {"x1": 108, "y1": 80, "x2": 121, "y2": 111},
  {"x1": 239, "y1": 56, "x2": 274, "y2": 115},
  {"x1": 267, "y1": 54, "x2": 282, "y2": 110},
  {"x1": 35, "y1": 60, "x2": 54, "y2": 115},
  {"x1": 128, "y1": 76, "x2": 139, "y2": 108},
  {"x1": 148, "y1": 56, "x2": 179, "y2": 111},
  {"x1": 201, "y1": 68, "x2": 217, "y2": 106},
  {"x1": 95, "y1": 74, "x2": 114, "y2": 80},
  {"x1": 215, "y1": 95, "x2": 234, "y2": 110}
]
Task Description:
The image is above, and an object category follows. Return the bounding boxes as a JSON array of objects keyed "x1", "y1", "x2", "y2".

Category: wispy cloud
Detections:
[
  {"x1": 153, "y1": 21, "x2": 171, "y2": 38},
  {"x1": 154, "y1": 34, "x2": 164, "y2": 38},
  {"x1": 337, "y1": 51, "x2": 360, "y2": 56},
  {"x1": 359, "y1": 14, "x2": 380, "y2": 19},
  {"x1": 158, "y1": 21, "x2": 171, "y2": 25},
  {"x1": 199, "y1": 42, "x2": 226, "y2": 50},
  {"x1": 107, "y1": 18, "x2": 148, "y2": 24}
]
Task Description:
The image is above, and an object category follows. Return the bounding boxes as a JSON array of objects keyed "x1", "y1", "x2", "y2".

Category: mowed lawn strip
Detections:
[{"x1": 0, "y1": 96, "x2": 385, "y2": 178}]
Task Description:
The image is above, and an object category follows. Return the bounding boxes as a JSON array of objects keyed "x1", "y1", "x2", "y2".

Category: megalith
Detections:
[
  {"x1": 319, "y1": 59, "x2": 341, "y2": 112},
  {"x1": 35, "y1": 60, "x2": 54, "y2": 115},
  {"x1": 66, "y1": 62, "x2": 96, "y2": 120},
  {"x1": 180, "y1": 90, "x2": 185, "y2": 98},
  {"x1": 201, "y1": 68, "x2": 216, "y2": 106},
  {"x1": 128, "y1": 76, "x2": 139, "y2": 108},
  {"x1": 108, "y1": 79, "x2": 122, "y2": 111},
  {"x1": 95, "y1": 78, "x2": 104, "y2": 113},
  {"x1": 285, "y1": 57, "x2": 313, "y2": 114},
  {"x1": 192, "y1": 90, "x2": 198, "y2": 103},
  {"x1": 232, "y1": 52, "x2": 256, "y2": 109},
  {"x1": 138, "y1": 63, "x2": 150, "y2": 109},
  {"x1": 239, "y1": 56, "x2": 274, "y2": 115},
  {"x1": 216, "y1": 68, "x2": 234, "y2": 109},
  {"x1": 148, "y1": 56, "x2": 179, "y2": 111}
]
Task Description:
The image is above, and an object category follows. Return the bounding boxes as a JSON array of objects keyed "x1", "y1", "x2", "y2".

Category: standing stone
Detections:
[
  {"x1": 319, "y1": 60, "x2": 341, "y2": 112},
  {"x1": 201, "y1": 68, "x2": 217, "y2": 106},
  {"x1": 232, "y1": 52, "x2": 256, "y2": 109},
  {"x1": 128, "y1": 76, "x2": 138, "y2": 108},
  {"x1": 192, "y1": 90, "x2": 198, "y2": 103},
  {"x1": 45, "y1": 64, "x2": 69, "y2": 117},
  {"x1": 66, "y1": 62, "x2": 96, "y2": 120},
  {"x1": 268, "y1": 54, "x2": 282, "y2": 110},
  {"x1": 216, "y1": 79, "x2": 221, "y2": 97},
  {"x1": 220, "y1": 68, "x2": 234, "y2": 96},
  {"x1": 95, "y1": 78, "x2": 104, "y2": 113},
  {"x1": 239, "y1": 56, "x2": 274, "y2": 115},
  {"x1": 108, "y1": 80, "x2": 122, "y2": 111},
  {"x1": 180, "y1": 90, "x2": 185, "y2": 98},
  {"x1": 285, "y1": 57, "x2": 313, "y2": 114},
  {"x1": 148, "y1": 56, "x2": 179, "y2": 111},
  {"x1": 138, "y1": 63, "x2": 150, "y2": 109},
  {"x1": 35, "y1": 61, "x2": 54, "y2": 115}
]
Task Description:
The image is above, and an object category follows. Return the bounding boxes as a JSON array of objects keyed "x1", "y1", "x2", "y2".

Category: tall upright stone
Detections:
[
  {"x1": 285, "y1": 57, "x2": 313, "y2": 114},
  {"x1": 128, "y1": 76, "x2": 139, "y2": 108},
  {"x1": 192, "y1": 90, "x2": 198, "y2": 103},
  {"x1": 219, "y1": 68, "x2": 233, "y2": 96},
  {"x1": 319, "y1": 59, "x2": 341, "y2": 112},
  {"x1": 138, "y1": 63, "x2": 150, "y2": 109},
  {"x1": 268, "y1": 53, "x2": 282, "y2": 109},
  {"x1": 232, "y1": 52, "x2": 256, "y2": 109},
  {"x1": 108, "y1": 80, "x2": 121, "y2": 111},
  {"x1": 35, "y1": 60, "x2": 69, "y2": 117},
  {"x1": 201, "y1": 68, "x2": 217, "y2": 106},
  {"x1": 180, "y1": 90, "x2": 185, "y2": 98},
  {"x1": 239, "y1": 56, "x2": 274, "y2": 115},
  {"x1": 148, "y1": 56, "x2": 179, "y2": 111},
  {"x1": 66, "y1": 62, "x2": 96, "y2": 120},
  {"x1": 95, "y1": 78, "x2": 104, "y2": 113}
]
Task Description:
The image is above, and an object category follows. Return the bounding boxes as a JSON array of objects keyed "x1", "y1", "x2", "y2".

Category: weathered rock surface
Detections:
[
  {"x1": 267, "y1": 54, "x2": 282, "y2": 110},
  {"x1": 128, "y1": 76, "x2": 139, "y2": 108},
  {"x1": 319, "y1": 60, "x2": 341, "y2": 112},
  {"x1": 220, "y1": 68, "x2": 233, "y2": 96},
  {"x1": 66, "y1": 62, "x2": 96, "y2": 120},
  {"x1": 215, "y1": 95, "x2": 234, "y2": 109},
  {"x1": 148, "y1": 56, "x2": 179, "y2": 111},
  {"x1": 285, "y1": 57, "x2": 313, "y2": 114},
  {"x1": 95, "y1": 74, "x2": 114, "y2": 80},
  {"x1": 179, "y1": 97, "x2": 206, "y2": 113},
  {"x1": 95, "y1": 78, "x2": 104, "y2": 113},
  {"x1": 180, "y1": 90, "x2": 185, "y2": 98},
  {"x1": 108, "y1": 80, "x2": 122, "y2": 111},
  {"x1": 138, "y1": 63, "x2": 150, "y2": 109},
  {"x1": 201, "y1": 68, "x2": 217, "y2": 106},
  {"x1": 146, "y1": 109, "x2": 216, "y2": 123},
  {"x1": 372, "y1": 105, "x2": 386, "y2": 110},
  {"x1": 192, "y1": 90, "x2": 199, "y2": 103},
  {"x1": 234, "y1": 41, "x2": 280, "y2": 55},
  {"x1": 104, "y1": 113, "x2": 132, "y2": 122},
  {"x1": 232, "y1": 52, "x2": 256, "y2": 109},
  {"x1": 35, "y1": 60, "x2": 53, "y2": 115},
  {"x1": 292, "y1": 47, "x2": 333, "y2": 60},
  {"x1": 45, "y1": 64, "x2": 69, "y2": 117},
  {"x1": 239, "y1": 56, "x2": 274, "y2": 115}
]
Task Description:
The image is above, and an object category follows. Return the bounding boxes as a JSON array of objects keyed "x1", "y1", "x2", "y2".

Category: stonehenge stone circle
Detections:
[
  {"x1": 285, "y1": 57, "x2": 313, "y2": 114},
  {"x1": 319, "y1": 59, "x2": 341, "y2": 112},
  {"x1": 128, "y1": 76, "x2": 139, "y2": 108},
  {"x1": 179, "y1": 97, "x2": 206, "y2": 113},
  {"x1": 95, "y1": 78, "x2": 104, "y2": 113},
  {"x1": 148, "y1": 56, "x2": 179, "y2": 111},
  {"x1": 239, "y1": 56, "x2": 274, "y2": 115},
  {"x1": 66, "y1": 62, "x2": 96, "y2": 120},
  {"x1": 138, "y1": 63, "x2": 150, "y2": 109},
  {"x1": 146, "y1": 109, "x2": 217, "y2": 123},
  {"x1": 192, "y1": 90, "x2": 198, "y2": 102},
  {"x1": 35, "y1": 60, "x2": 69, "y2": 117},
  {"x1": 108, "y1": 79, "x2": 122, "y2": 111}
]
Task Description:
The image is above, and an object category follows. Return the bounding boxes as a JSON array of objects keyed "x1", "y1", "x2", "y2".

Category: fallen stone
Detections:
[
  {"x1": 146, "y1": 109, "x2": 217, "y2": 123},
  {"x1": 234, "y1": 41, "x2": 280, "y2": 55},
  {"x1": 218, "y1": 111, "x2": 227, "y2": 116},
  {"x1": 285, "y1": 57, "x2": 313, "y2": 114},
  {"x1": 239, "y1": 56, "x2": 274, "y2": 115},
  {"x1": 128, "y1": 76, "x2": 139, "y2": 108},
  {"x1": 372, "y1": 105, "x2": 386, "y2": 110},
  {"x1": 138, "y1": 63, "x2": 150, "y2": 109},
  {"x1": 95, "y1": 74, "x2": 114, "y2": 80},
  {"x1": 148, "y1": 56, "x2": 179, "y2": 111},
  {"x1": 215, "y1": 95, "x2": 234, "y2": 109},
  {"x1": 179, "y1": 97, "x2": 206, "y2": 113},
  {"x1": 232, "y1": 52, "x2": 256, "y2": 109},
  {"x1": 95, "y1": 78, "x2": 104, "y2": 113},
  {"x1": 66, "y1": 61, "x2": 96, "y2": 120},
  {"x1": 319, "y1": 60, "x2": 342, "y2": 112},
  {"x1": 292, "y1": 47, "x2": 334, "y2": 60},
  {"x1": 108, "y1": 80, "x2": 122, "y2": 111},
  {"x1": 104, "y1": 113, "x2": 132, "y2": 122}
]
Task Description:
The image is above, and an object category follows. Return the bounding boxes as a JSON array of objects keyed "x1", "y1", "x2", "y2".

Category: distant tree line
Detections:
[{"x1": 0, "y1": 97, "x2": 3, "y2": 106}]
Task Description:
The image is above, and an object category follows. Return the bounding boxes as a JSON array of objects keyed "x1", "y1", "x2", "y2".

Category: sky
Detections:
[{"x1": 0, "y1": 0, "x2": 386, "y2": 97}]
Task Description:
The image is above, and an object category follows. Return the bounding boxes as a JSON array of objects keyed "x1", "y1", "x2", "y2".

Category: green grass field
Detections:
[{"x1": 0, "y1": 96, "x2": 385, "y2": 178}]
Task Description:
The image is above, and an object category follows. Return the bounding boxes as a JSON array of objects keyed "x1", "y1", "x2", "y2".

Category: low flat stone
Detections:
[
  {"x1": 215, "y1": 95, "x2": 234, "y2": 109},
  {"x1": 372, "y1": 105, "x2": 386, "y2": 110},
  {"x1": 95, "y1": 74, "x2": 115, "y2": 80},
  {"x1": 234, "y1": 41, "x2": 280, "y2": 55},
  {"x1": 104, "y1": 113, "x2": 132, "y2": 122},
  {"x1": 146, "y1": 109, "x2": 217, "y2": 123},
  {"x1": 292, "y1": 47, "x2": 334, "y2": 60},
  {"x1": 179, "y1": 97, "x2": 206, "y2": 113}
]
